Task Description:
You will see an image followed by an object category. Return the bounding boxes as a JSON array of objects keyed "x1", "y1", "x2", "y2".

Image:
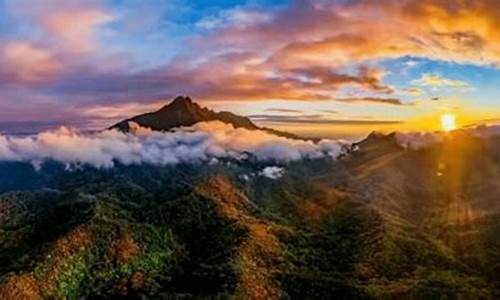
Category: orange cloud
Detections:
[
  {"x1": 161, "y1": 0, "x2": 499, "y2": 105},
  {"x1": 185, "y1": 66, "x2": 393, "y2": 101},
  {"x1": 202, "y1": 0, "x2": 500, "y2": 68}
]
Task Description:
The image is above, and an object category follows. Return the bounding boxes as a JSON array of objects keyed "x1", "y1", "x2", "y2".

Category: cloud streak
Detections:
[
  {"x1": 413, "y1": 73, "x2": 470, "y2": 88},
  {"x1": 334, "y1": 97, "x2": 409, "y2": 106},
  {"x1": 249, "y1": 114, "x2": 402, "y2": 125}
]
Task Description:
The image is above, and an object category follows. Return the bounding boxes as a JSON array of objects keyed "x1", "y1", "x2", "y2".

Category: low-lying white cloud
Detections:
[
  {"x1": 0, "y1": 121, "x2": 346, "y2": 169},
  {"x1": 259, "y1": 166, "x2": 285, "y2": 179}
]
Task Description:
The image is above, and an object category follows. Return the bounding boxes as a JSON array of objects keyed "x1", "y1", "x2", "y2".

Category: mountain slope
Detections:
[{"x1": 2, "y1": 127, "x2": 500, "y2": 298}]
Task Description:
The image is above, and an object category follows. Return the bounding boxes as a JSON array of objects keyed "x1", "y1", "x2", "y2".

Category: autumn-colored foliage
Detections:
[
  {"x1": 0, "y1": 274, "x2": 42, "y2": 300},
  {"x1": 196, "y1": 176, "x2": 284, "y2": 299},
  {"x1": 111, "y1": 232, "x2": 141, "y2": 264}
]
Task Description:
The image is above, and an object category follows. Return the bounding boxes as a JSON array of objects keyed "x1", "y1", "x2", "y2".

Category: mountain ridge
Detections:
[{"x1": 110, "y1": 96, "x2": 302, "y2": 140}]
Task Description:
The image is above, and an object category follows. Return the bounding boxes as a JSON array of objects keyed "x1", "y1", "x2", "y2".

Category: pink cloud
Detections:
[
  {"x1": 0, "y1": 41, "x2": 61, "y2": 84},
  {"x1": 6, "y1": 0, "x2": 114, "y2": 53},
  {"x1": 42, "y1": 9, "x2": 114, "y2": 53}
]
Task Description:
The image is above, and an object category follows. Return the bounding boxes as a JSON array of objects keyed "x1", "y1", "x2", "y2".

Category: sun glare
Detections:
[{"x1": 441, "y1": 113, "x2": 457, "y2": 132}]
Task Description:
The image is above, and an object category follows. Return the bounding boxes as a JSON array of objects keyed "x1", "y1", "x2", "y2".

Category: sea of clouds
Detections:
[
  {"x1": 2, "y1": 121, "x2": 499, "y2": 169},
  {"x1": 0, "y1": 121, "x2": 346, "y2": 169}
]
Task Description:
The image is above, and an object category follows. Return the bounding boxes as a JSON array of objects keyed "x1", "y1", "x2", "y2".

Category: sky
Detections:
[{"x1": 0, "y1": 0, "x2": 500, "y2": 139}]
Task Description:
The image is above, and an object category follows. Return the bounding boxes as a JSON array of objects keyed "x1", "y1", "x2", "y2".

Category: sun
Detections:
[{"x1": 440, "y1": 113, "x2": 457, "y2": 132}]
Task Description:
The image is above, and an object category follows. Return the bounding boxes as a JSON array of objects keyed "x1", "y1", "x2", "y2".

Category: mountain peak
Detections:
[
  {"x1": 110, "y1": 96, "x2": 258, "y2": 132},
  {"x1": 350, "y1": 130, "x2": 400, "y2": 155},
  {"x1": 157, "y1": 95, "x2": 204, "y2": 116},
  {"x1": 168, "y1": 96, "x2": 194, "y2": 107},
  {"x1": 362, "y1": 131, "x2": 397, "y2": 143}
]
